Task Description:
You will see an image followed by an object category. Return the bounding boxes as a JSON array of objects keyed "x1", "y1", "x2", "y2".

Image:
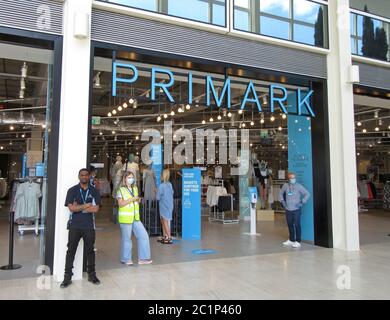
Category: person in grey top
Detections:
[{"x1": 279, "y1": 172, "x2": 310, "y2": 248}]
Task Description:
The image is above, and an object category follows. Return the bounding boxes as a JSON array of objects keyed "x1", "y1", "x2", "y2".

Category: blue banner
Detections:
[
  {"x1": 182, "y1": 168, "x2": 201, "y2": 240},
  {"x1": 151, "y1": 143, "x2": 162, "y2": 187},
  {"x1": 287, "y1": 94, "x2": 314, "y2": 241}
]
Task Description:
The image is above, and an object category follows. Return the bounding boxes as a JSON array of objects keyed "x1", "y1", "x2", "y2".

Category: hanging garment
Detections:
[
  {"x1": 217, "y1": 195, "x2": 233, "y2": 212},
  {"x1": 367, "y1": 183, "x2": 374, "y2": 200},
  {"x1": 383, "y1": 182, "x2": 390, "y2": 210},
  {"x1": 143, "y1": 169, "x2": 157, "y2": 201},
  {"x1": 14, "y1": 182, "x2": 42, "y2": 221},
  {"x1": 206, "y1": 186, "x2": 228, "y2": 206}
]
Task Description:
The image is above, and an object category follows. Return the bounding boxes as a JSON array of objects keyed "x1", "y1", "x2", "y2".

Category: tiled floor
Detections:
[{"x1": 1, "y1": 201, "x2": 389, "y2": 299}]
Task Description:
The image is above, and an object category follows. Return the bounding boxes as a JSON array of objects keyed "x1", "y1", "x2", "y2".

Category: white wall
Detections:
[
  {"x1": 53, "y1": 0, "x2": 93, "y2": 282},
  {"x1": 327, "y1": 0, "x2": 360, "y2": 251}
]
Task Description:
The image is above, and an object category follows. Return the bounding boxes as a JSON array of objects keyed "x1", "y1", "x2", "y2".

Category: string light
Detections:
[
  {"x1": 118, "y1": 106, "x2": 123, "y2": 111},
  {"x1": 202, "y1": 120, "x2": 206, "y2": 124},
  {"x1": 217, "y1": 115, "x2": 222, "y2": 120},
  {"x1": 186, "y1": 104, "x2": 191, "y2": 110},
  {"x1": 227, "y1": 112, "x2": 232, "y2": 118},
  {"x1": 270, "y1": 115, "x2": 275, "y2": 122},
  {"x1": 170, "y1": 110, "x2": 175, "y2": 116},
  {"x1": 108, "y1": 112, "x2": 112, "y2": 117},
  {"x1": 362, "y1": 128, "x2": 367, "y2": 133},
  {"x1": 164, "y1": 114, "x2": 168, "y2": 119},
  {"x1": 282, "y1": 114, "x2": 287, "y2": 119},
  {"x1": 157, "y1": 116, "x2": 161, "y2": 122},
  {"x1": 209, "y1": 117, "x2": 214, "y2": 122},
  {"x1": 112, "y1": 110, "x2": 117, "y2": 115},
  {"x1": 250, "y1": 121, "x2": 254, "y2": 126},
  {"x1": 356, "y1": 121, "x2": 362, "y2": 126},
  {"x1": 238, "y1": 110, "x2": 243, "y2": 115}
]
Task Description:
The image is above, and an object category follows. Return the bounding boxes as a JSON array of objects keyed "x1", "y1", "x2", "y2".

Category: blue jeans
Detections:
[
  {"x1": 285, "y1": 209, "x2": 302, "y2": 242},
  {"x1": 119, "y1": 221, "x2": 151, "y2": 262}
]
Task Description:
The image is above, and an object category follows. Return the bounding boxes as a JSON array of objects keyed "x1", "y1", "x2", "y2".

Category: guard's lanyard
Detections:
[
  {"x1": 80, "y1": 188, "x2": 90, "y2": 204},
  {"x1": 127, "y1": 187, "x2": 134, "y2": 198}
]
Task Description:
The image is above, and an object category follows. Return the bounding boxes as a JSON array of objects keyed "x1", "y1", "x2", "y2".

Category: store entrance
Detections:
[
  {"x1": 353, "y1": 87, "x2": 390, "y2": 246},
  {"x1": 88, "y1": 48, "x2": 318, "y2": 270}
]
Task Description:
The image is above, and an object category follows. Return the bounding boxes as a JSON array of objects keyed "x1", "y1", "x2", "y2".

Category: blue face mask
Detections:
[
  {"x1": 289, "y1": 178, "x2": 296, "y2": 184},
  {"x1": 127, "y1": 178, "x2": 135, "y2": 185}
]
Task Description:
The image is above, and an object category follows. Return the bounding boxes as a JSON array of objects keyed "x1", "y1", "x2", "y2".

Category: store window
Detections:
[
  {"x1": 350, "y1": 0, "x2": 390, "y2": 19},
  {"x1": 350, "y1": 11, "x2": 390, "y2": 62},
  {"x1": 233, "y1": 0, "x2": 329, "y2": 48},
  {"x1": 101, "y1": 0, "x2": 227, "y2": 27},
  {"x1": 88, "y1": 47, "x2": 318, "y2": 269},
  {"x1": 0, "y1": 41, "x2": 53, "y2": 277}
]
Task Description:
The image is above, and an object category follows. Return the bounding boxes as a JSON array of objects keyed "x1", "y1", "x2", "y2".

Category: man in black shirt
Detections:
[{"x1": 60, "y1": 168, "x2": 101, "y2": 288}]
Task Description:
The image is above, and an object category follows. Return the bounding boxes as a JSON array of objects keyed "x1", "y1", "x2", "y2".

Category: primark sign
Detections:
[{"x1": 112, "y1": 62, "x2": 315, "y2": 117}]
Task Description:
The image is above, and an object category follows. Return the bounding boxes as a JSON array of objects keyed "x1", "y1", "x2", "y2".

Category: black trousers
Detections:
[
  {"x1": 285, "y1": 209, "x2": 302, "y2": 242},
  {"x1": 65, "y1": 228, "x2": 96, "y2": 277}
]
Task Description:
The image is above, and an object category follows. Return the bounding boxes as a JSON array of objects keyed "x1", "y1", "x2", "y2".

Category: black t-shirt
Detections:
[{"x1": 64, "y1": 184, "x2": 101, "y2": 230}]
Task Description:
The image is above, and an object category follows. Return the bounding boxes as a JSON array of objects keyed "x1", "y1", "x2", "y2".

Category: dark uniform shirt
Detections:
[{"x1": 64, "y1": 184, "x2": 101, "y2": 230}]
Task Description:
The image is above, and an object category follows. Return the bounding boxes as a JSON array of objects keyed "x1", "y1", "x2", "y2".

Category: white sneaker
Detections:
[
  {"x1": 283, "y1": 240, "x2": 294, "y2": 246},
  {"x1": 292, "y1": 242, "x2": 301, "y2": 248}
]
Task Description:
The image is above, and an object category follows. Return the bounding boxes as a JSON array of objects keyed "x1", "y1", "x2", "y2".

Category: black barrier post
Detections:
[{"x1": 1, "y1": 211, "x2": 22, "y2": 271}]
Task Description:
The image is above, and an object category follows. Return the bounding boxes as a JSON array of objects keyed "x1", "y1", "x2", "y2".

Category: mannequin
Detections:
[
  {"x1": 142, "y1": 164, "x2": 157, "y2": 201},
  {"x1": 111, "y1": 155, "x2": 123, "y2": 197}
]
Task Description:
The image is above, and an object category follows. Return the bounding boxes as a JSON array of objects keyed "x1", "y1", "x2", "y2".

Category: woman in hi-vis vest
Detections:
[{"x1": 116, "y1": 171, "x2": 152, "y2": 265}]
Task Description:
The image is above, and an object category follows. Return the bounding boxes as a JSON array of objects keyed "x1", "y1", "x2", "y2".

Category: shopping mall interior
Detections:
[{"x1": 0, "y1": 44, "x2": 389, "y2": 280}]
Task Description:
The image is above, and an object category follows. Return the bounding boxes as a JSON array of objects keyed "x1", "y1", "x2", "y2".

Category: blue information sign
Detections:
[{"x1": 182, "y1": 168, "x2": 201, "y2": 240}]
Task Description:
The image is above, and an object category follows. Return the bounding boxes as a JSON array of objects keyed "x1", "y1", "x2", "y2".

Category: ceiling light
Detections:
[
  {"x1": 250, "y1": 121, "x2": 254, "y2": 126},
  {"x1": 136, "y1": 136, "x2": 139, "y2": 140},
  {"x1": 250, "y1": 143, "x2": 253, "y2": 147},
  {"x1": 263, "y1": 95, "x2": 268, "y2": 105},
  {"x1": 112, "y1": 131, "x2": 116, "y2": 134},
  {"x1": 379, "y1": 119, "x2": 383, "y2": 126},
  {"x1": 357, "y1": 153, "x2": 360, "y2": 156},
  {"x1": 0, "y1": 146, "x2": 3, "y2": 150},
  {"x1": 260, "y1": 118, "x2": 265, "y2": 124},
  {"x1": 19, "y1": 90, "x2": 24, "y2": 99},
  {"x1": 186, "y1": 104, "x2": 191, "y2": 110},
  {"x1": 170, "y1": 110, "x2": 175, "y2": 116},
  {"x1": 123, "y1": 103, "x2": 128, "y2": 109},
  {"x1": 278, "y1": 126, "x2": 282, "y2": 131},
  {"x1": 118, "y1": 106, "x2": 122, "y2": 111},
  {"x1": 375, "y1": 127, "x2": 379, "y2": 131},
  {"x1": 178, "y1": 107, "x2": 183, "y2": 113},
  {"x1": 108, "y1": 112, "x2": 112, "y2": 117},
  {"x1": 20, "y1": 79, "x2": 26, "y2": 90},
  {"x1": 99, "y1": 132, "x2": 103, "y2": 135},
  {"x1": 374, "y1": 111, "x2": 379, "y2": 118},
  {"x1": 157, "y1": 116, "x2": 162, "y2": 122},
  {"x1": 357, "y1": 121, "x2": 362, "y2": 126},
  {"x1": 369, "y1": 144, "x2": 373, "y2": 147},
  {"x1": 112, "y1": 110, "x2": 117, "y2": 115},
  {"x1": 129, "y1": 98, "x2": 135, "y2": 104},
  {"x1": 133, "y1": 100, "x2": 137, "y2": 109},
  {"x1": 10, "y1": 126, "x2": 14, "y2": 131},
  {"x1": 202, "y1": 120, "x2": 206, "y2": 124},
  {"x1": 227, "y1": 112, "x2": 232, "y2": 118},
  {"x1": 242, "y1": 122, "x2": 246, "y2": 128},
  {"x1": 21, "y1": 62, "x2": 28, "y2": 78},
  {"x1": 164, "y1": 113, "x2": 168, "y2": 119},
  {"x1": 282, "y1": 114, "x2": 287, "y2": 119},
  {"x1": 42, "y1": 124, "x2": 47, "y2": 129},
  {"x1": 217, "y1": 115, "x2": 222, "y2": 120},
  {"x1": 210, "y1": 117, "x2": 214, "y2": 122},
  {"x1": 21, "y1": 134, "x2": 25, "y2": 138},
  {"x1": 238, "y1": 110, "x2": 243, "y2": 115},
  {"x1": 270, "y1": 115, "x2": 275, "y2": 122},
  {"x1": 362, "y1": 128, "x2": 367, "y2": 133}
]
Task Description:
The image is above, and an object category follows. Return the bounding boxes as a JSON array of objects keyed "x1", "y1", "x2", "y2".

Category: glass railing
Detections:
[
  {"x1": 233, "y1": 0, "x2": 329, "y2": 48},
  {"x1": 100, "y1": 0, "x2": 227, "y2": 27},
  {"x1": 350, "y1": 11, "x2": 390, "y2": 62}
]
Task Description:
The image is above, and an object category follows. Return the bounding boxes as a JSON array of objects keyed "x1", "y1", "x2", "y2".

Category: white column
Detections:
[
  {"x1": 53, "y1": 0, "x2": 92, "y2": 282},
  {"x1": 327, "y1": 0, "x2": 360, "y2": 251}
]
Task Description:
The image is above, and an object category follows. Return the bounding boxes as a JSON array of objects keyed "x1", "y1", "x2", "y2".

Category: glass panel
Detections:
[
  {"x1": 236, "y1": 0, "x2": 250, "y2": 9},
  {"x1": 212, "y1": 3, "x2": 226, "y2": 26},
  {"x1": 234, "y1": 9, "x2": 250, "y2": 31},
  {"x1": 260, "y1": 16, "x2": 290, "y2": 40},
  {"x1": 351, "y1": 12, "x2": 390, "y2": 61},
  {"x1": 294, "y1": 23, "x2": 315, "y2": 46},
  {"x1": 351, "y1": 37, "x2": 357, "y2": 54},
  {"x1": 260, "y1": 0, "x2": 290, "y2": 18},
  {"x1": 293, "y1": 0, "x2": 321, "y2": 24},
  {"x1": 350, "y1": 0, "x2": 390, "y2": 19},
  {"x1": 106, "y1": 0, "x2": 157, "y2": 11},
  {"x1": 168, "y1": 0, "x2": 209, "y2": 23}
]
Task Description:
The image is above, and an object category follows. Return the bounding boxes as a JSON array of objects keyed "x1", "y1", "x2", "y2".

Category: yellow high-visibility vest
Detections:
[{"x1": 117, "y1": 186, "x2": 140, "y2": 224}]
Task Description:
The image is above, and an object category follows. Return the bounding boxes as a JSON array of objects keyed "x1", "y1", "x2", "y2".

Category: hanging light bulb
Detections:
[
  {"x1": 356, "y1": 121, "x2": 362, "y2": 126},
  {"x1": 209, "y1": 117, "x2": 214, "y2": 122},
  {"x1": 186, "y1": 104, "x2": 191, "y2": 110},
  {"x1": 107, "y1": 112, "x2": 112, "y2": 117},
  {"x1": 282, "y1": 114, "x2": 287, "y2": 119},
  {"x1": 238, "y1": 109, "x2": 243, "y2": 115},
  {"x1": 112, "y1": 110, "x2": 117, "y2": 115},
  {"x1": 136, "y1": 136, "x2": 139, "y2": 140},
  {"x1": 129, "y1": 98, "x2": 135, "y2": 104},
  {"x1": 202, "y1": 120, "x2": 206, "y2": 124},
  {"x1": 242, "y1": 122, "x2": 246, "y2": 128},
  {"x1": 99, "y1": 132, "x2": 103, "y2": 135},
  {"x1": 10, "y1": 126, "x2": 14, "y2": 131},
  {"x1": 170, "y1": 110, "x2": 175, "y2": 116},
  {"x1": 375, "y1": 127, "x2": 379, "y2": 131},
  {"x1": 157, "y1": 115, "x2": 162, "y2": 122},
  {"x1": 270, "y1": 115, "x2": 275, "y2": 122},
  {"x1": 379, "y1": 119, "x2": 383, "y2": 126},
  {"x1": 118, "y1": 106, "x2": 123, "y2": 111},
  {"x1": 133, "y1": 100, "x2": 138, "y2": 109},
  {"x1": 250, "y1": 121, "x2": 254, "y2": 126},
  {"x1": 374, "y1": 111, "x2": 379, "y2": 118},
  {"x1": 217, "y1": 115, "x2": 222, "y2": 120},
  {"x1": 362, "y1": 128, "x2": 367, "y2": 133},
  {"x1": 227, "y1": 112, "x2": 232, "y2": 118},
  {"x1": 178, "y1": 107, "x2": 183, "y2": 113},
  {"x1": 123, "y1": 102, "x2": 128, "y2": 109},
  {"x1": 112, "y1": 131, "x2": 116, "y2": 134},
  {"x1": 278, "y1": 126, "x2": 282, "y2": 131},
  {"x1": 164, "y1": 113, "x2": 168, "y2": 119}
]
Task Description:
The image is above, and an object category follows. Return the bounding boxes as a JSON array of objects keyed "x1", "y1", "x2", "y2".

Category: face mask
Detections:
[
  {"x1": 127, "y1": 178, "x2": 135, "y2": 185},
  {"x1": 289, "y1": 178, "x2": 296, "y2": 184}
]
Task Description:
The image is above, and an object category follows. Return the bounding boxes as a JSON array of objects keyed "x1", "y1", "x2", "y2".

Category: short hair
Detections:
[
  {"x1": 79, "y1": 168, "x2": 90, "y2": 175},
  {"x1": 162, "y1": 169, "x2": 170, "y2": 182}
]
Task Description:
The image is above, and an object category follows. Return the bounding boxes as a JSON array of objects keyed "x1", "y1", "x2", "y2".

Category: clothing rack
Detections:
[{"x1": 13, "y1": 177, "x2": 44, "y2": 236}]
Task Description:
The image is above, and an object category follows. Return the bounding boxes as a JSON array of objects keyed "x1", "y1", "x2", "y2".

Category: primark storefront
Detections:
[{"x1": 0, "y1": 0, "x2": 389, "y2": 282}]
